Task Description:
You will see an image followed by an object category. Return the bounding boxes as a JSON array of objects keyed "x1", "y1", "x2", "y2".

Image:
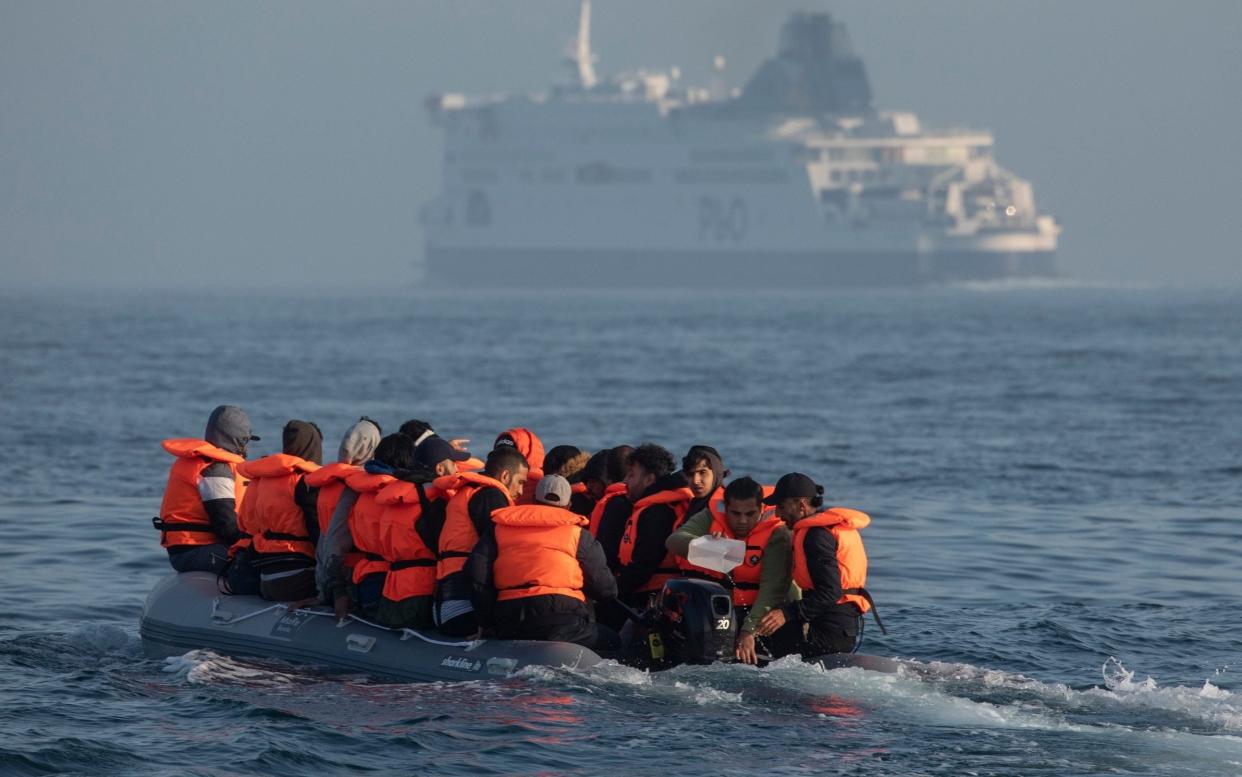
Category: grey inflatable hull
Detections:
[
  {"x1": 139, "y1": 573, "x2": 601, "y2": 682},
  {"x1": 139, "y1": 573, "x2": 901, "y2": 681}
]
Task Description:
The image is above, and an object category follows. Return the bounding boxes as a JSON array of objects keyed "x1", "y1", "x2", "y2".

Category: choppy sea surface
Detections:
[{"x1": 1, "y1": 282, "x2": 1240, "y2": 776}]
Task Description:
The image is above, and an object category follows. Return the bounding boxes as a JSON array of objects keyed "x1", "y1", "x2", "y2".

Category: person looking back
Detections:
[
  {"x1": 469, "y1": 475, "x2": 619, "y2": 649},
  {"x1": 154, "y1": 405, "x2": 258, "y2": 574},
  {"x1": 432, "y1": 446, "x2": 529, "y2": 637},
  {"x1": 493, "y1": 427, "x2": 544, "y2": 504}
]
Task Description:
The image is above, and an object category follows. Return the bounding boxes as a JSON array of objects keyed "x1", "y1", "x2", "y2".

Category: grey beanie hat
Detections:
[{"x1": 338, "y1": 417, "x2": 382, "y2": 465}]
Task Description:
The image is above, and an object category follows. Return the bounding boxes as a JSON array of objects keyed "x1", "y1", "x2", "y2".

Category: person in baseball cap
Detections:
[
  {"x1": 762, "y1": 473, "x2": 824, "y2": 508},
  {"x1": 755, "y1": 472, "x2": 884, "y2": 657},
  {"x1": 414, "y1": 435, "x2": 472, "y2": 477},
  {"x1": 467, "y1": 474, "x2": 620, "y2": 650}
]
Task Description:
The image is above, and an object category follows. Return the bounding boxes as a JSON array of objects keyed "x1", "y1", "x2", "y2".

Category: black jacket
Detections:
[
  {"x1": 615, "y1": 472, "x2": 690, "y2": 596},
  {"x1": 595, "y1": 493, "x2": 632, "y2": 574},
  {"x1": 782, "y1": 526, "x2": 861, "y2": 625}
]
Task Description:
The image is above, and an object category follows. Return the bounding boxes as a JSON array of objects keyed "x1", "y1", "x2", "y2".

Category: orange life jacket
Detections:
[
  {"x1": 155, "y1": 438, "x2": 247, "y2": 548},
  {"x1": 617, "y1": 486, "x2": 694, "y2": 593},
  {"x1": 702, "y1": 504, "x2": 785, "y2": 608},
  {"x1": 588, "y1": 482, "x2": 628, "y2": 537},
  {"x1": 344, "y1": 470, "x2": 396, "y2": 584},
  {"x1": 304, "y1": 461, "x2": 364, "y2": 571},
  {"x1": 434, "y1": 471, "x2": 514, "y2": 579},
  {"x1": 491, "y1": 504, "x2": 587, "y2": 602},
  {"x1": 375, "y1": 481, "x2": 442, "y2": 602},
  {"x1": 791, "y1": 508, "x2": 873, "y2": 615},
  {"x1": 236, "y1": 453, "x2": 320, "y2": 559}
]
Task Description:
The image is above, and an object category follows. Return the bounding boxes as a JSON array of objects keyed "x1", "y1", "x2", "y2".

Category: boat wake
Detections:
[{"x1": 162, "y1": 649, "x2": 317, "y2": 687}]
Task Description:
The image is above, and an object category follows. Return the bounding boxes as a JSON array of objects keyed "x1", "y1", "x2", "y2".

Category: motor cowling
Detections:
[{"x1": 654, "y1": 579, "x2": 737, "y2": 665}]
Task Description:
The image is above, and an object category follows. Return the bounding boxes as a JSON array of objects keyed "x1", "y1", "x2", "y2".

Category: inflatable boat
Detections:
[{"x1": 140, "y1": 573, "x2": 900, "y2": 681}]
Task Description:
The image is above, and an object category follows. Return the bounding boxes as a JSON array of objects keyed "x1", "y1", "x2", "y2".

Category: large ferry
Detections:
[{"x1": 420, "y1": 3, "x2": 1060, "y2": 286}]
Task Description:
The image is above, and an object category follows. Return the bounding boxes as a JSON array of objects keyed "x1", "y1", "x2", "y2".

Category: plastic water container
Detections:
[{"x1": 686, "y1": 535, "x2": 747, "y2": 574}]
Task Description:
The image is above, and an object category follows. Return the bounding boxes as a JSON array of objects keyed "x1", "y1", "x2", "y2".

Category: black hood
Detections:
[{"x1": 641, "y1": 470, "x2": 690, "y2": 501}]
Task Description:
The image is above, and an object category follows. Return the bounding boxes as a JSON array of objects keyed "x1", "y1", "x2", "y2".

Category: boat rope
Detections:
[
  {"x1": 342, "y1": 613, "x2": 484, "y2": 650},
  {"x1": 208, "y1": 597, "x2": 485, "y2": 649},
  {"x1": 210, "y1": 597, "x2": 287, "y2": 625}
]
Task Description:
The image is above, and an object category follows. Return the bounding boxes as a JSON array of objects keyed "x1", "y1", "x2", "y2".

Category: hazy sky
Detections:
[{"x1": 2, "y1": 1, "x2": 1240, "y2": 288}]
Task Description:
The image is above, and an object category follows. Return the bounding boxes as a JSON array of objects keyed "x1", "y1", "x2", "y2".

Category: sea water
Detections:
[{"x1": 1, "y1": 282, "x2": 1240, "y2": 776}]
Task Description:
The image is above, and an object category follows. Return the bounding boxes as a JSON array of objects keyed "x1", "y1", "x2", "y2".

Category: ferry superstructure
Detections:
[{"x1": 420, "y1": 3, "x2": 1060, "y2": 285}]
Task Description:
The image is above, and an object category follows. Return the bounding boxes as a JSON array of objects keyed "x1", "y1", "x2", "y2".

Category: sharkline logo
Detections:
[{"x1": 439, "y1": 655, "x2": 483, "y2": 673}]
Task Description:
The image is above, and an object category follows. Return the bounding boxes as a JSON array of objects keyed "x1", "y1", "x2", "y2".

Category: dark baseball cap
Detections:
[
  {"x1": 415, "y1": 435, "x2": 471, "y2": 468},
  {"x1": 762, "y1": 473, "x2": 823, "y2": 505}
]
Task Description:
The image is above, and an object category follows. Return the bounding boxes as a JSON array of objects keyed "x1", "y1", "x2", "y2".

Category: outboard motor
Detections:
[{"x1": 654, "y1": 579, "x2": 737, "y2": 665}]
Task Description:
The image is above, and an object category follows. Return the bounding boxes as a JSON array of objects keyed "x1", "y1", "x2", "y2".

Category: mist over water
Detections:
[{"x1": 1, "y1": 285, "x2": 1239, "y2": 774}]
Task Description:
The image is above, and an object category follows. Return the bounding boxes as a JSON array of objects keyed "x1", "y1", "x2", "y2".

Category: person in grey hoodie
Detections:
[
  {"x1": 312, "y1": 418, "x2": 383, "y2": 612},
  {"x1": 156, "y1": 405, "x2": 259, "y2": 574}
]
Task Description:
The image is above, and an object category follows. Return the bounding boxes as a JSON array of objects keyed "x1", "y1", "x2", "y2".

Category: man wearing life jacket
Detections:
[
  {"x1": 235, "y1": 420, "x2": 324, "y2": 602},
  {"x1": 615, "y1": 443, "x2": 694, "y2": 610},
  {"x1": 373, "y1": 435, "x2": 470, "y2": 629},
  {"x1": 587, "y1": 444, "x2": 635, "y2": 571},
  {"x1": 432, "y1": 446, "x2": 529, "y2": 637},
  {"x1": 666, "y1": 477, "x2": 794, "y2": 664},
  {"x1": 318, "y1": 433, "x2": 415, "y2": 619},
  {"x1": 586, "y1": 444, "x2": 635, "y2": 631},
  {"x1": 493, "y1": 427, "x2": 544, "y2": 505},
  {"x1": 754, "y1": 473, "x2": 883, "y2": 656},
  {"x1": 155, "y1": 405, "x2": 259, "y2": 574},
  {"x1": 681, "y1": 444, "x2": 726, "y2": 519},
  {"x1": 310, "y1": 417, "x2": 382, "y2": 605},
  {"x1": 468, "y1": 475, "x2": 619, "y2": 649}
]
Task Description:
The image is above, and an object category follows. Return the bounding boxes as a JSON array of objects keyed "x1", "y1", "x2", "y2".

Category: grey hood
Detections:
[
  {"x1": 205, "y1": 405, "x2": 258, "y2": 455},
  {"x1": 338, "y1": 418, "x2": 381, "y2": 465}
]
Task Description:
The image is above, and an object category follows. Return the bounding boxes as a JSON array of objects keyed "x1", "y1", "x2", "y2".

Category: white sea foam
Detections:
[
  {"x1": 913, "y1": 657, "x2": 1242, "y2": 736},
  {"x1": 161, "y1": 649, "x2": 299, "y2": 687}
]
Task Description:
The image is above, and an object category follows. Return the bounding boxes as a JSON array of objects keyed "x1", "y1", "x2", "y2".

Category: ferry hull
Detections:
[{"x1": 424, "y1": 247, "x2": 1056, "y2": 288}]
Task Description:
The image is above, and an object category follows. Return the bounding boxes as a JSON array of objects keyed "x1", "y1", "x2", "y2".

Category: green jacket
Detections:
[{"x1": 667, "y1": 508, "x2": 794, "y2": 634}]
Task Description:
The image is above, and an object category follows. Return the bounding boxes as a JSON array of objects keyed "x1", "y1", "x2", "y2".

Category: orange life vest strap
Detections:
[
  {"x1": 391, "y1": 558, "x2": 437, "y2": 571},
  {"x1": 151, "y1": 517, "x2": 214, "y2": 534},
  {"x1": 261, "y1": 530, "x2": 311, "y2": 543}
]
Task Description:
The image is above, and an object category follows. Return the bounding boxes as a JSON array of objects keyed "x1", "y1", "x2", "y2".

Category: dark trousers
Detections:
[
  {"x1": 354, "y1": 572, "x2": 386, "y2": 619},
  {"x1": 376, "y1": 595, "x2": 435, "y2": 630},
  {"x1": 493, "y1": 594, "x2": 618, "y2": 650},
  {"x1": 258, "y1": 556, "x2": 317, "y2": 602},
  {"x1": 802, "y1": 616, "x2": 861, "y2": 656},
  {"x1": 167, "y1": 544, "x2": 231, "y2": 574},
  {"x1": 734, "y1": 605, "x2": 805, "y2": 660},
  {"x1": 224, "y1": 546, "x2": 262, "y2": 596}
]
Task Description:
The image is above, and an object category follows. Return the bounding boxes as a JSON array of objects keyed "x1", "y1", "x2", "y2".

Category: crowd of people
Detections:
[{"x1": 153, "y1": 405, "x2": 882, "y2": 663}]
